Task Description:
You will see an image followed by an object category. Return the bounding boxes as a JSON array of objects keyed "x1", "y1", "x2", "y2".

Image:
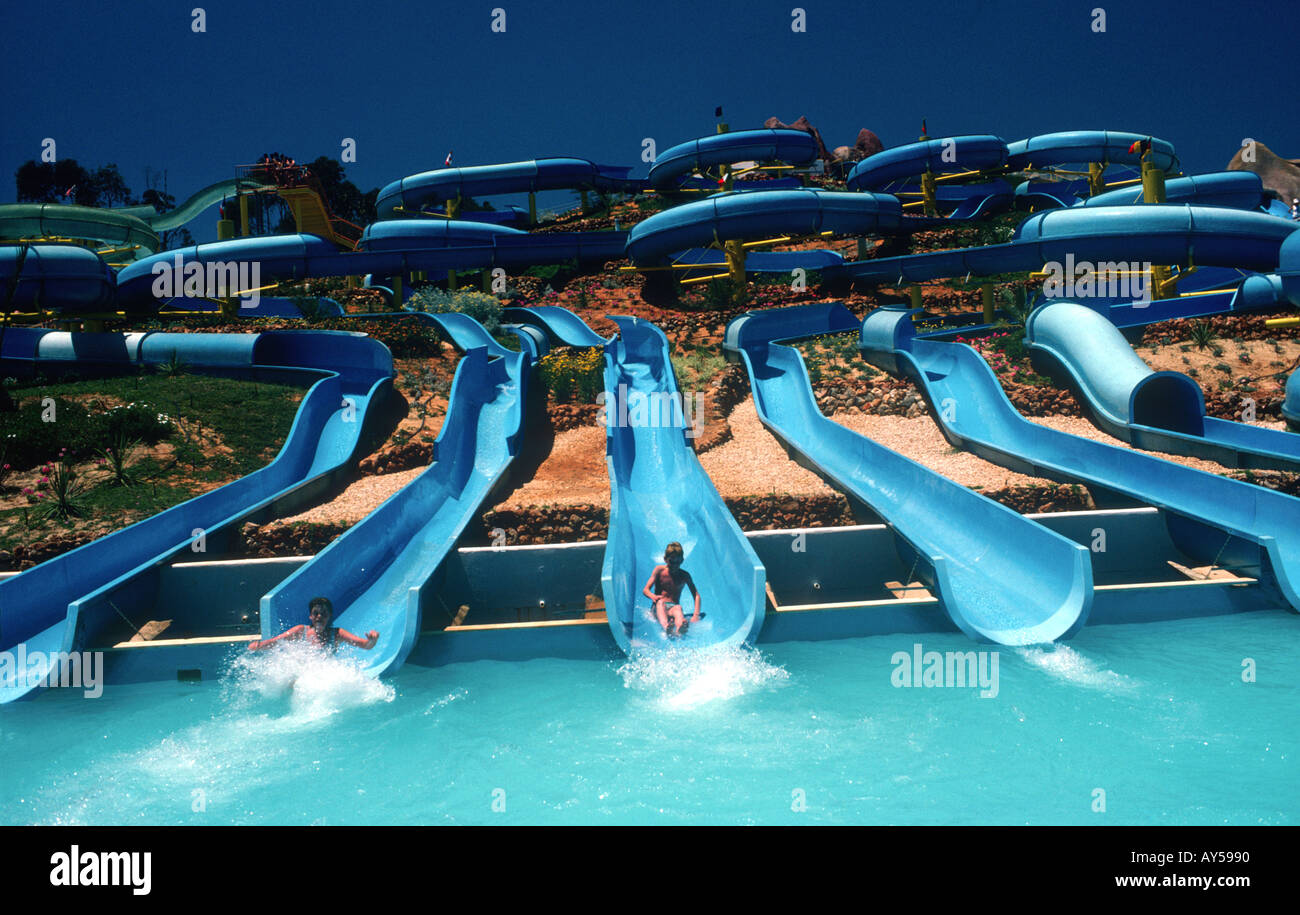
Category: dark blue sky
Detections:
[{"x1": 3, "y1": 0, "x2": 1296, "y2": 227}]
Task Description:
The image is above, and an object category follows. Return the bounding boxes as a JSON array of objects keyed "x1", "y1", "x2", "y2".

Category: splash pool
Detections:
[{"x1": 2, "y1": 611, "x2": 1294, "y2": 826}]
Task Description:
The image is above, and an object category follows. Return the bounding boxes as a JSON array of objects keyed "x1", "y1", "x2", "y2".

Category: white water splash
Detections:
[
  {"x1": 425, "y1": 688, "x2": 469, "y2": 714},
  {"x1": 1015, "y1": 644, "x2": 1137, "y2": 692},
  {"x1": 222, "y1": 642, "x2": 395, "y2": 720},
  {"x1": 617, "y1": 645, "x2": 789, "y2": 710}
]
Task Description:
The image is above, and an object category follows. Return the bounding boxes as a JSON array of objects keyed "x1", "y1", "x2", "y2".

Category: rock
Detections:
[
  {"x1": 856, "y1": 128, "x2": 884, "y2": 158},
  {"x1": 1227, "y1": 140, "x2": 1300, "y2": 209},
  {"x1": 764, "y1": 115, "x2": 833, "y2": 162}
]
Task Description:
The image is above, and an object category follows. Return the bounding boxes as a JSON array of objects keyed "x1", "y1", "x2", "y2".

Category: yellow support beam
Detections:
[
  {"x1": 920, "y1": 170, "x2": 937, "y2": 216},
  {"x1": 679, "y1": 272, "x2": 731, "y2": 286},
  {"x1": 724, "y1": 239, "x2": 746, "y2": 287},
  {"x1": 1088, "y1": 161, "x2": 1106, "y2": 198},
  {"x1": 1265, "y1": 316, "x2": 1300, "y2": 328}
]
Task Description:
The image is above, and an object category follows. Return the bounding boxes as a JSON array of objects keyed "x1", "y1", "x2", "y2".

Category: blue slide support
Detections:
[
  {"x1": 1025, "y1": 301, "x2": 1300, "y2": 471},
  {"x1": 725, "y1": 303, "x2": 1092, "y2": 644},
  {"x1": 860, "y1": 305, "x2": 1300, "y2": 614},
  {"x1": 257, "y1": 314, "x2": 540, "y2": 676},
  {"x1": 600, "y1": 316, "x2": 765, "y2": 650}
]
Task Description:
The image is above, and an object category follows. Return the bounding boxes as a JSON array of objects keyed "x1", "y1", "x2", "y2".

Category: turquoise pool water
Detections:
[{"x1": 1, "y1": 612, "x2": 1296, "y2": 825}]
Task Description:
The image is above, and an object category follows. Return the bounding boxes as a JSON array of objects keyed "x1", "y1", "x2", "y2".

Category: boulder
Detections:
[
  {"x1": 1226, "y1": 140, "x2": 1300, "y2": 209},
  {"x1": 855, "y1": 128, "x2": 884, "y2": 158},
  {"x1": 764, "y1": 115, "x2": 833, "y2": 161}
]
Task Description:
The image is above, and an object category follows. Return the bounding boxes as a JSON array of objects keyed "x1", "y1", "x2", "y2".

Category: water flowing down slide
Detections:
[
  {"x1": 258, "y1": 314, "x2": 543, "y2": 676},
  {"x1": 860, "y1": 305, "x2": 1300, "y2": 614},
  {"x1": 1025, "y1": 300, "x2": 1300, "y2": 472},
  {"x1": 0, "y1": 328, "x2": 394, "y2": 703},
  {"x1": 725, "y1": 304, "x2": 1092, "y2": 645}
]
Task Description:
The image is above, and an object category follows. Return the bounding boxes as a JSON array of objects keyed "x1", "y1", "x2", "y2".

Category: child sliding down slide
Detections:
[{"x1": 642, "y1": 542, "x2": 703, "y2": 638}]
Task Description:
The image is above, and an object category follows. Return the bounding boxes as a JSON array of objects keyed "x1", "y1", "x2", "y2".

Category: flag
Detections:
[
  {"x1": 63, "y1": 185, "x2": 77, "y2": 198},
  {"x1": 1128, "y1": 137, "x2": 1152, "y2": 156},
  {"x1": 444, "y1": 150, "x2": 453, "y2": 167},
  {"x1": 921, "y1": 119, "x2": 928, "y2": 137},
  {"x1": 714, "y1": 106, "x2": 723, "y2": 118}
]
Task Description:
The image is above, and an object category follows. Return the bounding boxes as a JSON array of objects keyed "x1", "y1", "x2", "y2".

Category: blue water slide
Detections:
[
  {"x1": 1082, "y1": 171, "x2": 1269, "y2": 211},
  {"x1": 1284, "y1": 369, "x2": 1300, "y2": 432},
  {"x1": 502, "y1": 304, "x2": 610, "y2": 347},
  {"x1": 859, "y1": 305, "x2": 1300, "y2": 613},
  {"x1": 829, "y1": 205, "x2": 1299, "y2": 285},
  {"x1": 0, "y1": 329, "x2": 394, "y2": 703},
  {"x1": 115, "y1": 230, "x2": 629, "y2": 311},
  {"x1": 601, "y1": 316, "x2": 765, "y2": 650},
  {"x1": 625, "y1": 189, "x2": 902, "y2": 266},
  {"x1": 375, "y1": 158, "x2": 645, "y2": 217},
  {"x1": 647, "y1": 129, "x2": 818, "y2": 192},
  {"x1": 259, "y1": 314, "x2": 539, "y2": 676},
  {"x1": 1005, "y1": 130, "x2": 1178, "y2": 173},
  {"x1": 0, "y1": 244, "x2": 118, "y2": 314},
  {"x1": 131, "y1": 177, "x2": 264, "y2": 232},
  {"x1": 1025, "y1": 301, "x2": 1300, "y2": 471},
  {"x1": 725, "y1": 304, "x2": 1091, "y2": 644},
  {"x1": 845, "y1": 135, "x2": 1008, "y2": 191}
]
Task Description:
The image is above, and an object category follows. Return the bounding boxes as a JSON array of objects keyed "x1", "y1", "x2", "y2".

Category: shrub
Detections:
[
  {"x1": 101, "y1": 403, "x2": 172, "y2": 445},
  {"x1": 538, "y1": 349, "x2": 604, "y2": 403},
  {"x1": 407, "y1": 288, "x2": 505, "y2": 334},
  {"x1": 0, "y1": 399, "x2": 171, "y2": 470}
]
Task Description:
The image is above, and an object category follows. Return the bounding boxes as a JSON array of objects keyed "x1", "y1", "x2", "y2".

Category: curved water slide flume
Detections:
[
  {"x1": 0, "y1": 328, "x2": 394, "y2": 703},
  {"x1": 1026, "y1": 301, "x2": 1300, "y2": 472},
  {"x1": 600, "y1": 316, "x2": 765, "y2": 651},
  {"x1": 259, "y1": 314, "x2": 541, "y2": 677},
  {"x1": 114, "y1": 227, "x2": 628, "y2": 313},
  {"x1": 843, "y1": 135, "x2": 1017, "y2": 221},
  {"x1": 1006, "y1": 130, "x2": 1179, "y2": 174},
  {"x1": 726, "y1": 304, "x2": 1091, "y2": 645},
  {"x1": 374, "y1": 158, "x2": 646, "y2": 219},
  {"x1": 0, "y1": 178, "x2": 265, "y2": 261},
  {"x1": 625, "y1": 188, "x2": 902, "y2": 270},
  {"x1": 860, "y1": 305, "x2": 1300, "y2": 614},
  {"x1": 502, "y1": 304, "x2": 611, "y2": 348},
  {"x1": 647, "y1": 128, "x2": 819, "y2": 193},
  {"x1": 829, "y1": 204, "x2": 1300, "y2": 326}
]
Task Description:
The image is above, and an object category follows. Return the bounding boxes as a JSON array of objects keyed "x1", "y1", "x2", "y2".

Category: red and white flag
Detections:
[{"x1": 444, "y1": 151, "x2": 453, "y2": 167}]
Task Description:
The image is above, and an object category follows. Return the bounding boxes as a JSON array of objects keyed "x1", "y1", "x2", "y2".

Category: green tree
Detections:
[{"x1": 15, "y1": 159, "x2": 92, "y2": 204}]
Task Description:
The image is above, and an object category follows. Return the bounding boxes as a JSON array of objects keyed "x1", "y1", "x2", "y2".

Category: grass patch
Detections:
[{"x1": 1, "y1": 372, "x2": 304, "y2": 555}]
